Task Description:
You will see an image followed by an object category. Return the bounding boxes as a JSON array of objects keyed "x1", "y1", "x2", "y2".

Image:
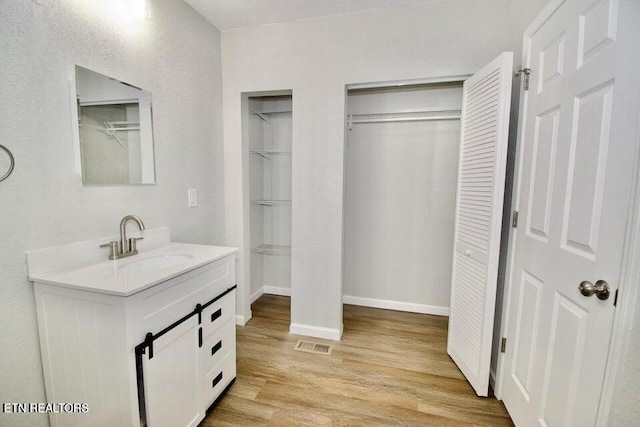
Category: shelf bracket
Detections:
[
  {"x1": 249, "y1": 151, "x2": 271, "y2": 160},
  {"x1": 254, "y1": 112, "x2": 271, "y2": 124}
]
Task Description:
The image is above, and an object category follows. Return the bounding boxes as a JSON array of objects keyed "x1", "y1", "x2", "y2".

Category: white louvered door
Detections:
[{"x1": 447, "y1": 52, "x2": 513, "y2": 397}]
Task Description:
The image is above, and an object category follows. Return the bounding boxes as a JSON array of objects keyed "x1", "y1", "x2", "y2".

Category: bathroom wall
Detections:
[
  {"x1": 0, "y1": 1, "x2": 224, "y2": 425},
  {"x1": 221, "y1": 0, "x2": 513, "y2": 338}
]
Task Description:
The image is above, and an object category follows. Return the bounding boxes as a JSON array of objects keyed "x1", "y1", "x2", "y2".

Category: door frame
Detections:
[{"x1": 494, "y1": 1, "x2": 640, "y2": 426}]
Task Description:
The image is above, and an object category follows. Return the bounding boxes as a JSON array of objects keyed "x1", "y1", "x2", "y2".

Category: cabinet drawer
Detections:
[
  {"x1": 202, "y1": 291, "x2": 235, "y2": 338},
  {"x1": 203, "y1": 351, "x2": 236, "y2": 408},
  {"x1": 134, "y1": 256, "x2": 234, "y2": 338},
  {"x1": 202, "y1": 319, "x2": 235, "y2": 376}
]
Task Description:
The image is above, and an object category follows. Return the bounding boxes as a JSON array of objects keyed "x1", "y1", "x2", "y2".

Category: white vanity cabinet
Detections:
[
  {"x1": 139, "y1": 272, "x2": 237, "y2": 427},
  {"x1": 27, "y1": 230, "x2": 237, "y2": 427}
]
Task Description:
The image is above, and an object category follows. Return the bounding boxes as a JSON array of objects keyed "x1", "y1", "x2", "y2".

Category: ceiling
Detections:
[{"x1": 184, "y1": 0, "x2": 433, "y2": 31}]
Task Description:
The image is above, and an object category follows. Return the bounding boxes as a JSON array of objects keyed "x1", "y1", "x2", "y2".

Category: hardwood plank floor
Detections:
[{"x1": 202, "y1": 295, "x2": 513, "y2": 426}]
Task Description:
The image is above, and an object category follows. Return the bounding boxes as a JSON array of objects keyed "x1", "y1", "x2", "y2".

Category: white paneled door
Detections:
[
  {"x1": 501, "y1": 0, "x2": 640, "y2": 425},
  {"x1": 447, "y1": 52, "x2": 513, "y2": 397}
]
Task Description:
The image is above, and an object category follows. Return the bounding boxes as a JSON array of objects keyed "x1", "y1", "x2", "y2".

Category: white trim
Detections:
[
  {"x1": 250, "y1": 287, "x2": 264, "y2": 303},
  {"x1": 263, "y1": 286, "x2": 291, "y2": 297},
  {"x1": 251, "y1": 286, "x2": 291, "y2": 303},
  {"x1": 343, "y1": 295, "x2": 449, "y2": 317},
  {"x1": 235, "y1": 314, "x2": 249, "y2": 326},
  {"x1": 346, "y1": 74, "x2": 472, "y2": 90},
  {"x1": 289, "y1": 323, "x2": 342, "y2": 341}
]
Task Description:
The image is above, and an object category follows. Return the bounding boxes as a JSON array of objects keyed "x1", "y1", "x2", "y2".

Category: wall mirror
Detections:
[{"x1": 74, "y1": 66, "x2": 155, "y2": 185}]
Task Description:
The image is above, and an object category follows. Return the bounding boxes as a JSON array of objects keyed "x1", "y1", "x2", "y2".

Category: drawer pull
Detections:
[
  {"x1": 211, "y1": 340, "x2": 222, "y2": 356},
  {"x1": 211, "y1": 309, "x2": 222, "y2": 322},
  {"x1": 212, "y1": 372, "x2": 223, "y2": 388},
  {"x1": 196, "y1": 303, "x2": 203, "y2": 324}
]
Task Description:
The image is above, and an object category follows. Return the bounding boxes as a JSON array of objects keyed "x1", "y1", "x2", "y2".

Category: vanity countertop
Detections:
[{"x1": 26, "y1": 228, "x2": 238, "y2": 296}]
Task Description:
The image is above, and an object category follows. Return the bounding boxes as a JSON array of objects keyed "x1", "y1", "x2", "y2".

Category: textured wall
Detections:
[
  {"x1": 221, "y1": 0, "x2": 513, "y2": 336},
  {"x1": 0, "y1": 1, "x2": 224, "y2": 425}
]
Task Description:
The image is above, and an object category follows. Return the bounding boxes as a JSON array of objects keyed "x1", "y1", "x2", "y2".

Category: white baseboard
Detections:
[
  {"x1": 250, "y1": 287, "x2": 264, "y2": 303},
  {"x1": 342, "y1": 295, "x2": 449, "y2": 317},
  {"x1": 290, "y1": 323, "x2": 342, "y2": 341},
  {"x1": 264, "y1": 286, "x2": 291, "y2": 296},
  {"x1": 251, "y1": 286, "x2": 291, "y2": 303},
  {"x1": 235, "y1": 314, "x2": 250, "y2": 325}
]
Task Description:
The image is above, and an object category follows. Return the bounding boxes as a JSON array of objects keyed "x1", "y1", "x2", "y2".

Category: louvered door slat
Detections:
[{"x1": 447, "y1": 52, "x2": 513, "y2": 397}]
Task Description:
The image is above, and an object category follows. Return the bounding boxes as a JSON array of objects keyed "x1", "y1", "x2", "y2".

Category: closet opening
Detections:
[
  {"x1": 243, "y1": 91, "x2": 293, "y2": 322},
  {"x1": 342, "y1": 80, "x2": 464, "y2": 323}
]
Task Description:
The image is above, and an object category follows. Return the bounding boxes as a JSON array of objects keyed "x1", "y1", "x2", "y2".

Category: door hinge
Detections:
[
  {"x1": 614, "y1": 288, "x2": 619, "y2": 306},
  {"x1": 512, "y1": 211, "x2": 519, "y2": 228},
  {"x1": 516, "y1": 68, "x2": 531, "y2": 90},
  {"x1": 501, "y1": 337, "x2": 507, "y2": 353}
]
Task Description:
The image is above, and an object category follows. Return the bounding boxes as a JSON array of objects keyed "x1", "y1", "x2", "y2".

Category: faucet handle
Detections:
[
  {"x1": 128, "y1": 237, "x2": 144, "y2": 253},
  {"x1": 99, "y1": 241, "x2": 120, "y2": 260}
]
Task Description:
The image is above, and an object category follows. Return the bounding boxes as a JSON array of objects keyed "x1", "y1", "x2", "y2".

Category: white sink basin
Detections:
[
  {"x1": 26, "y1": 228, "x2": 238, "y2": 296},
  {"x1": 119, "y1": 253, "x2": 194, "y2": 272}
]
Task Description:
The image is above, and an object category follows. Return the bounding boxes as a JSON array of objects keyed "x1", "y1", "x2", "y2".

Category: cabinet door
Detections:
[
  {"x1": 142, "y1": 317, "x2": 203, "y2": 427},
  {"x1": 447, "y1": 52, "x2": 513, "y2": 396}
]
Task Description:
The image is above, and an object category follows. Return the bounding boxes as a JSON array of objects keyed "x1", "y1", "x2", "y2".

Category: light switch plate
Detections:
[{"x1": 188, "y1": 189, "x2": 198, "y2": 207}]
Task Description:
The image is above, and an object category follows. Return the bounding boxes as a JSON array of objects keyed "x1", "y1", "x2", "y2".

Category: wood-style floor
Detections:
[{"x1": 201, "y1": 295, "x2": 513, "y2": 426}]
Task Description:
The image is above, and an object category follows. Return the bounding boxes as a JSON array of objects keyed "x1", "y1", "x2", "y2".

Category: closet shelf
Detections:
[
  {"x1": 251, "y1": 244, "x2": 291, "y2": 257},
  {"x1": 252, "y1": 110, "x2": 292, "y2": 114},
  {"x1": 251, "y1": 199, "x2": 292, "y2": 207},
  {"x1": 347, "y1": 108, "x2": 461, "y2": 129},
  {"x1": 250, "y1": 148, "x2": 292, "y2": 159},
  {"x1": 252, "y1": 110, "x2": 292, "y2": 124}
]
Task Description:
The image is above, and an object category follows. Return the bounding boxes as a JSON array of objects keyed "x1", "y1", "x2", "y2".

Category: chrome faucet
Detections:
[{"x1": 100, "y1": 215, "x2": 146, "y2": 260}]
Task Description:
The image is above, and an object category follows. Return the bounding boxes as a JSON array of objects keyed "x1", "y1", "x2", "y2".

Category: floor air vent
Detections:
[{"x1": 294, "y1": 340, "x2": 333, "y2": 355}]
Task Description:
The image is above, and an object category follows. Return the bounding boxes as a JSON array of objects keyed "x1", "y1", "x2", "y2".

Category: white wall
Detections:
[
  {"x1": 343, "y1": 84, "x2": 462, "y2": 314},
  {"x1": 0, "y1": 1, "x2": 224, "y2": 425},
  {"x1": 222, "y1": 0, "x2": 513, "y2": 338}
]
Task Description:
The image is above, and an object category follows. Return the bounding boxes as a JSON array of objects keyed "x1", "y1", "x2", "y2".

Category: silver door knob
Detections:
[
  {"x1": 578, "y1": 280, "x2": 610, "y2": 300},
  {"x1": 594, "y1": 280, "x2": 610, "y2": 300}
]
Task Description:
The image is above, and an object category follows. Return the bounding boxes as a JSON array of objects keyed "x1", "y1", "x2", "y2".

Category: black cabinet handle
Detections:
[
  {"x1": 211, "y1": 340, "x2": 222, "y2": 356},
  {"x1": 196, "y1": 303, "x2": 203, "y2": 324},
  {"x1": 212, "y1": 372, "x2": 223, "y2": 388},
  {"x1": 211, "y1": 309, "x2": 222, "y2": 322},
  {"x1": 198, "y1": 327, "x2": 203, "y2": 348}
]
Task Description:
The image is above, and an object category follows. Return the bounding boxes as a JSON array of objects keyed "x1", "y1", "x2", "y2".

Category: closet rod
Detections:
[
  {"x1": 347, "y1": 108, "x2": 461, "y2": 129},
  {"x1": 349, "y1": 115, "x2": 461, "y2": 124}
]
